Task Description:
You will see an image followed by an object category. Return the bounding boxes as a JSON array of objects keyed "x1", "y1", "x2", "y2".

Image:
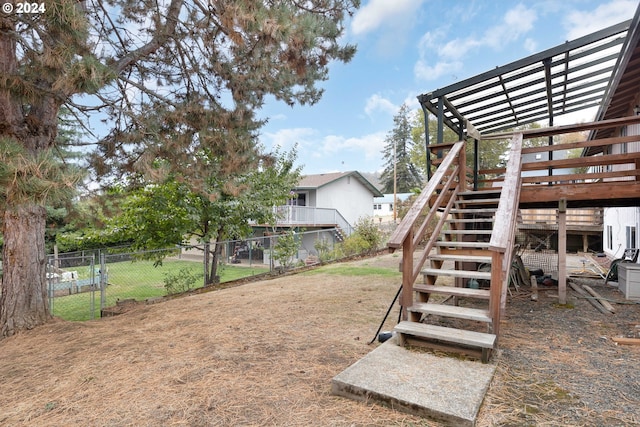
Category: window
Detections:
[
  {"x1": 607, "y1": 225, "x2": 613, "y2": 250},
  {"x1": 627, "y1": 226, "x2": 637, "y2": 249}
]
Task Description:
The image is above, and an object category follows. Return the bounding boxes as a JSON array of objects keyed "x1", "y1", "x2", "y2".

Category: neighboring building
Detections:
[
  {"x1": 250, "y1": 171, "x2": 383, "y2": 261},
  {"x1": 290, "y1": 171, "x2": 383, "y2": 228},
  {"x1": 373, "y1": 193, "x2": 413, "y2": 222}
]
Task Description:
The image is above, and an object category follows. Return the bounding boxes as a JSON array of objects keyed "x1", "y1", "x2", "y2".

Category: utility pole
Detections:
[{"x1": 393, "y1": 138, "x2": 397, "y2": 222}]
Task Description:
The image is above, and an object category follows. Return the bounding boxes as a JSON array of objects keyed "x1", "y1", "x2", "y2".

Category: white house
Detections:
[
  {"x1": 583, "y1": 16, "x2": 640, "y2": 262},
  {"x1": 248, "y1": 171, "x2": 383, "y2": 260},
  {"x1": 288, "y1": 171, "x2": 383, "y2": 229},
  {"x1": 373, "y1": 193, "x2": 413, "y2": 222},
  {"x1": 600, "y1": 123, "x2": 640, "y2": 260}
]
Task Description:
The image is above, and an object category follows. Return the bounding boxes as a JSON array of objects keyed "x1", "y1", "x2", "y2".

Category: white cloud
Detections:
[
  {"x1": 414, "y1": 59, "x2": 463, "y2": 82},
  {"x1": 262, "y1": 127, "x2": 317, "y2": 152},
  {"x1": 316, "y1": 131, "x2": 387, "y2": 162},
  {"x1": 351, "y1": 0, "x2": 426, "y2": 36},
  {"x1": 364, "y1": 94, "x2": 398, "y2": 117},
  {"x1": 414, "y1": 4, "x2": 537, "y2": 82},
  {"x1": 524, "y1": 38, "x2": 538, "y2": 53},
  {"x1": 564, "y1": 0, "x2": 637, "y2": 40}
]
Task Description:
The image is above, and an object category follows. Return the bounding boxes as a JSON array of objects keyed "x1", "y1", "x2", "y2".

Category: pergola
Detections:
[{"x1": 417, "y1": 16, "x2": 639, "y2": 180}]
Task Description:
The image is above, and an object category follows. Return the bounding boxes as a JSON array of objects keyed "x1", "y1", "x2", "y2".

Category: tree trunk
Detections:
[
  {"x1": 0, "y1": 204, "x2": 50, "y2": 337},
  {"x1": 206, "y1": 229, "x2": 225, "y2": 285}
]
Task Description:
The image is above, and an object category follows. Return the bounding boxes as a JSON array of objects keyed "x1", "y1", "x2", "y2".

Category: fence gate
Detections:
[{"x1": 47, "y1": 254, "x2": 100, "y2": 321}]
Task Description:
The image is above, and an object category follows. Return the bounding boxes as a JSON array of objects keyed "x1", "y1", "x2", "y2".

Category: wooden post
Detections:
[
  {"x1": 400, "y1": 229, "x2": 414, "y2": 321},
  {"x1": 490, "y1": 251, "x2": 502, "y2": 337},
  {"x1": 458, "y1": 140, "x2": 467, "y2": 191},
  {"x1": 558, "y1": 199, "x2": 567, "y2": 305}
]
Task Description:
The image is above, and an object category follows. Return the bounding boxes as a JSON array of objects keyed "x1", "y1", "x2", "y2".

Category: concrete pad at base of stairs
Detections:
[{"x1": 331, "y1": 340, "x2": 496, "y2": 427}]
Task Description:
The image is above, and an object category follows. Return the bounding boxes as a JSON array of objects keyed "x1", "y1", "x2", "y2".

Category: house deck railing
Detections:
[{"x1": 272, "y1": 206, "x2": 354, "y2": 236}]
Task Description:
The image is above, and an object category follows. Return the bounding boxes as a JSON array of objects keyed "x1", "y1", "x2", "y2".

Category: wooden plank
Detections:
[
  {"x1": 422, "y1": 268, "x2": 491, "y2": 280},
  {"x1": 409, "y1": 302, "x2": 492, "y2": 323},
  {"x1": 446, "y1": 218, "x2": 495, "y2": 223},
  {"x1": 558, "y1": 203, "x2": 567, "y2": 305},
  {"x1": 582, "y1": 285, "x2": 616, "y2": 313},
  {"x1": 489, "y1": 133, "x2": 522, "y2": 253},
  {"x1": 519, "y1": 181, "x2": 640, "y2": 207},
  {"x1": 437, "y1": 248, "x2": 494, "y2": 257},
  {"x1": 522, "y1": 151, "x2": 640, "y2": 171},
  {"x1": 455, "y1": 198, "x2": 501, "y2": 205},
  {"x1": 530, "y1": 275, "x2": 538, "y2": 301},
  {"x1": 482, "y1": 114, "x2": 640, "y2": 140},
  {"x1": 521, "y1": 134, "x2": 640, "y2": 155},
  {"x1": 450, "y1": 207, "x2": 497, "y2": 214},
  {"x1": 443, "y1": 229, "x2": 492, "y2": 235},
  {"x1": 394, "y1": 321, "x2": 496, "y2": 349},
  {"x1": 399, "y1": 336, "x2": 486, "y2": 361},
  {"x1": 435, "y1": 241, "x2": 491, "y2": 249},
  {"x1": 428, "y1": 254, "x2": 492, "y2": 263},
  {"x1": 568, "y1": 282, "x2": 611, "y2": 314},
  {"x1": 414, "y1": 284, "x2": 491, "y2": 299},
  {"x1": 611, "y1": 337, "x2": 640, "y2": 346},
  {"x1": 521, "y1": 168, "x2": 640, "y2": 184}
]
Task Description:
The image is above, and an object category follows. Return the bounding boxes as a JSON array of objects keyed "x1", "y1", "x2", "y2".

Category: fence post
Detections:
[
  {"x1": 203, "y1": 242, "x2": 209, "y2": 287},
  {"x1": 100, "y1": 253, "x2": 106, "y2": 315}
]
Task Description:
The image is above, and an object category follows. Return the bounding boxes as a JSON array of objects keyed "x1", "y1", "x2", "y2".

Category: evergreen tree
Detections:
[
  {"x1": 379, "y1": 104, "x2": 423, "y2": 193},
  {"x1": 0, "y1": 0, "x2": 359, "y2": 337}
]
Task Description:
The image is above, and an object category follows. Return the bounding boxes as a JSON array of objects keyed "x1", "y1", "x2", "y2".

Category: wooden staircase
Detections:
[
  {"x1": 395, "y1": 190, "x2": 500, "y2": 363},
  {"x1": 387, "y1": 135, "x2": 523, "y2": 363}
]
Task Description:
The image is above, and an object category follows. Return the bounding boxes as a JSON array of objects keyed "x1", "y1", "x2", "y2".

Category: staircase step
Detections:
[
  {"x1": 446, "y1": 217, "x2": 495, "y2": 223},
  {"x1": 458, "y1": 190, "x2": 502, "y2": 197},
  {"x1": 442, "y1": 229, "x2": 492, "y2": 235},
  {"x1": 394, "y1": 321, "x2": 496, "y2": 349},
  {"x1": 450, "y1": 208, "x2": 497, "y2": 214},
  {"x1": 414, "y1": 284, "x2": 491, "y2": 299},
  {"x1": 409, "y1": 302, "x2": 492, "y2": 323},
  {"x1": 455, "y1": 198, "x2": 500, "y2": 205},
  {"x1": 435, "y1": 241, "x2": 491, "y2": 249},
  {"x1": 422, "y1": 268, "x2": 491, "y2": 280},
  {"x1": 429, "y1": 254, "x2": 492, "y2": 263}
]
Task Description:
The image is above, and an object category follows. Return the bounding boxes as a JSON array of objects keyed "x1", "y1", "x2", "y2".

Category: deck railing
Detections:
[
  {"x1": 478, "y1": 116, "x2": 640, "y2": 205},
  {"x1": 488, "y1": 133, "x2": 523, "y2": 338},
  {"x1": 387, "y1": 140, "x2": 467, "y2": 320},
  {"x1": 272, "y1": 206, "x2": 354, "y2": 236}
]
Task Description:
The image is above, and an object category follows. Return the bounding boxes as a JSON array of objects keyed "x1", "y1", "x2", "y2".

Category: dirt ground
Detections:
[{"x1": 0, "y1": 252, "x2": 639, "y2": 426}]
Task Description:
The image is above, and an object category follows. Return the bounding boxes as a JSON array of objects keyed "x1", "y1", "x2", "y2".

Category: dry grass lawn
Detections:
[{"x1": 1, "y1": 252, "x2": 639, "y2": 426}]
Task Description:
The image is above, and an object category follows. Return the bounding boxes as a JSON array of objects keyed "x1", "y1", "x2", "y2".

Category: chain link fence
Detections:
[{"x1": 47, "y1": 226, "x2": 394, "y2": 321}]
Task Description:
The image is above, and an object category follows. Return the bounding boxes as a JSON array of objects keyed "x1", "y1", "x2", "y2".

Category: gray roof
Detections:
[{"x1": 295, "y1": 171, "x2": 383, "y2": 197}]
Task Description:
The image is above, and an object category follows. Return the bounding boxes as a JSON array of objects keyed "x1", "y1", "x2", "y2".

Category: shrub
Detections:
[
  {"x1": 273, "y1": 229, "x2": 298, "y2": 271},
  {"x1": 341, "y1": 217, "x2": 383, "y2": 256},
  {"x1": 163, "y1": 267, "x2": 201, "y2": 295},
  {"x1": 314, "y1": 237, "x2": 332, "y2": 263}
]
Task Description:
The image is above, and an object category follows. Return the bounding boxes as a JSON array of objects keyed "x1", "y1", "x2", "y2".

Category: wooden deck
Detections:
[{"x1": 386, "y1": 117, "x2": 639, "y2": 362}]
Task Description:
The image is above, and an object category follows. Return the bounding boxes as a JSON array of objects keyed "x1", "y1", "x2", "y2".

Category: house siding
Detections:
[
  {"x1": 316, "y1": 176, "x2": 373, "y2": 226},
  {"x1": 602, "y1": 120, "x2": 640, "y2": 261}
]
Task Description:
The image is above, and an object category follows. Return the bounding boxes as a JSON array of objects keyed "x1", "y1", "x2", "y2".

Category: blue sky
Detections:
[{"x1": 258, "y1": 0, "x2": 638, "y2": 176}]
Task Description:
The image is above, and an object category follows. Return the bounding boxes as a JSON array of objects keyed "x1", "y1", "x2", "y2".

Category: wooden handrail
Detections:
[
  {"x1": 388, "y1": 141, "x2": 465, "y2": 249},
  {"x1": 489, "y1": 134, "x2": 523, "y2": 338},
  {"x1": 489, "y1": 134, "x2": 523, "y2": 253}
]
